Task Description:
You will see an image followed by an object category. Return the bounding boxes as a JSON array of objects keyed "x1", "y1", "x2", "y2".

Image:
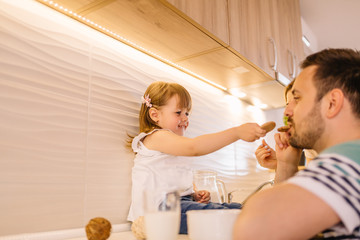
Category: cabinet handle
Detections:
[
  {"x1": 293, "y1": 54, "x2": 297, "y2": 78},
  {"x1": 287, "y1": 50, "x2": 296, "y2": 78},
  {"x1": 268, "y1": 37, "x2": 278, "y2": 72}
]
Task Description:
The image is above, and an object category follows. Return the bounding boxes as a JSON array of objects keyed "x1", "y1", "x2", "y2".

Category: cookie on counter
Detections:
[{"x1": 86, "y1": 217, "x2": 111, "y2": 240}]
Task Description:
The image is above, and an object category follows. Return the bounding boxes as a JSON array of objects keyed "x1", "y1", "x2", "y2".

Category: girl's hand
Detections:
[
  {"x1": 193, "y1": 190, "x2": 211, "y2": 204},
  {"x1": 255, "y1": 139, "x2": 277, "y2": 169},
  {"x1": 238, "y1": 123, "x2": 267, "y2": 142}
]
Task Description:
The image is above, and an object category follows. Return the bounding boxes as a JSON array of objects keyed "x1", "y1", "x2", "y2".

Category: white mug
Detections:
[{"x1": 187, "y1": 209, "x2": 241, "y2": 240}]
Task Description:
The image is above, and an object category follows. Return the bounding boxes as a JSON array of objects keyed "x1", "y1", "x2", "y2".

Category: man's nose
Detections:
[
  {"x1": 284, "y1": 106, "x2": 292, "y2": 116},
  {"x1": 284, "y1": 100, "x2": 295, "y2": 116}
]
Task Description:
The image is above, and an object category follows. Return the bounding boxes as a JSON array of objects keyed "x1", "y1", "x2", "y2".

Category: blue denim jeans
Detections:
[{"x1": 180, "y1": 195, "x2": 242, "y2": 234}]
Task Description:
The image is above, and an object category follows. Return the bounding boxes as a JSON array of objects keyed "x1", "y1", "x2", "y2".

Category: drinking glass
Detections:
[{"x1": 143, "y1": 190, "x2": 180, "y2": 240}]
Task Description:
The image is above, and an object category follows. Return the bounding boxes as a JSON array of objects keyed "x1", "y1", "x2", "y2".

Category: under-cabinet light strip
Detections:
[
  {"x1": 37, "y1": 0, "x2": 227, "y2": 91},
  {"x1": 302, "y1": 35, "x2": 311, "y2": 47}
]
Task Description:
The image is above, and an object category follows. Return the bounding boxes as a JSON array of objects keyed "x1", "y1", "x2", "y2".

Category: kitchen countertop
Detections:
[
  {"x1": 67, "y1": 231, "x2": 190, "y2": 240},
  {"x1": 66, "y1": 170, "x2": 275, "y2": 240}
]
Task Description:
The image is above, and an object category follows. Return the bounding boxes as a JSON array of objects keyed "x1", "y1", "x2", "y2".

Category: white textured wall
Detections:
[{"x1": 0, "y1": 0, "x2": 274, "y2": 237}]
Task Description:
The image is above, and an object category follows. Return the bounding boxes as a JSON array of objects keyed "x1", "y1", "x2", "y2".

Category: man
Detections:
[
  {"x1": 233, "y1": 48, "x2": 360, "y2": 239},
  {"x1": 255, "y1": 79, "x2": 318, "y2": 170}
]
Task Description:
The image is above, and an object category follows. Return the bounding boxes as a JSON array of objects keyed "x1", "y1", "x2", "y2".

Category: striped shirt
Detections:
[{"x1": 288, "y1": 140, "x2": 360, "y2": 239}]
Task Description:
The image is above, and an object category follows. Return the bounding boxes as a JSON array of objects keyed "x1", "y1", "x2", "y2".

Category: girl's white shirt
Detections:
[
  {"x1": 127, "y1": 129, "x2": 193, "y2": 222},
  {"x1": 304, "y1": 149, "x2": 318, "y2": 160}
]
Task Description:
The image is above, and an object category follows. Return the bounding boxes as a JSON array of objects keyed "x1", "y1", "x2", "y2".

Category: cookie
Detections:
[
  {"x1": 277, "y1": 125, "x2": 290, "y2": 132},
  {"x1": 86, "y1": 217, "x2": 111, "y2": 240},
  {"x1": 260, "y1": 121, "x2": 276, "y2": 133}
]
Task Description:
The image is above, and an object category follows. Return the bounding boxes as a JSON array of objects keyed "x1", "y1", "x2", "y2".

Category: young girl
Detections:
[{"x1": 128, "y1": 81, "x2": 267, "y2": 234}]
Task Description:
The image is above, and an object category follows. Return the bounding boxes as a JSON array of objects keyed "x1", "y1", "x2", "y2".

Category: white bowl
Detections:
[{"x1": 186, "y1": 209, "x2": 241, "y2": 240}]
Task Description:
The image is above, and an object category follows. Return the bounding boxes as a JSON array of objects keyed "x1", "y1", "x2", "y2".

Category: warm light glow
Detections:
[
  {"x1": 252, "y1": 98, "x2": 268, "y2": 109},
  {"x1": 229, "y1": 88, "x2": 247, "y2": 98},
  {"x1": 246, "y1": 105, "x2": 258, "y2": 112},
  {"x1": 232, "y1": 66, "x2": 249, "y2": 74},
  {"x1": 36, "y1": 0, "x2": 269, "y2": 110},
  {"x1": 37, "y1": 0, "x2": 227, "y2": 92},
  {"x1": 259, "y1": 103, "x2": 268, "y2": 109},
  {"x1": 223, "y1": 94, "x2": 244, "y2": 116},
  {"x1": 246, "y1": 105, "x2": 266, "y2": 124}
]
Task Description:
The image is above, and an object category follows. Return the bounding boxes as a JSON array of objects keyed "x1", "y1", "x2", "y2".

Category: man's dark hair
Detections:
[{"x1": 301, "y1": 48, "x2": 360, "y2": 118}]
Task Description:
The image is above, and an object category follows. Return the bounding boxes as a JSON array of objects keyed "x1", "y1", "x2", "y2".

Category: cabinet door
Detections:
[
  {"x1": 288, "y1": 0, "x2": 304, "y2": 76},
  {"x1": 228, "y1": 0, "x2": 261, "y2": 71},
  {"x1": 277, "y1": 0, "x2": 304, "y2": 80},
  {"x1": 165, "y1": 0, "x2": 229, "y2": 45},
  {"x1": 259, "y1": 0, "x2": 281, "y2": 77},
  {"x1": 228, "y1": 0, "x2": 280, "y2": 78}
]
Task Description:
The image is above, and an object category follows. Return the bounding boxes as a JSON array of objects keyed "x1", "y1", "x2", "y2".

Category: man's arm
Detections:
[{"x1": 233, "y1": 183, "x2": 340, "y2": 240}]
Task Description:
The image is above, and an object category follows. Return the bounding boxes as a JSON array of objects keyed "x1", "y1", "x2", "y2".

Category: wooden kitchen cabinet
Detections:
[
  {"x1": 45, "y1": 0, "x2": 287, "y2": 108},
  {"x1": 277, "y1": 0, "x2": 304, "y2": 80},
  {"x1": 164, "y1": 0, "x2": 304, "y2": 82},
  {"x1": 228, "y1": 0, "x2": 303, "y2": 81},
  {"x1": 287, "y1": 0, "x2": 305, "y2": 76},
  {"x1": 164, "y1": 0, "x2": 229, "y2": 46},
  {"x1": 228, "y1": 0, "x2": 280, "y2": 78}
]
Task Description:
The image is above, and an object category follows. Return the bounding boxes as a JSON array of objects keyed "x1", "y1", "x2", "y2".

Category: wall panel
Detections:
[{"x1": 0, "y1": 1, "x2": 274, "y2": 237}]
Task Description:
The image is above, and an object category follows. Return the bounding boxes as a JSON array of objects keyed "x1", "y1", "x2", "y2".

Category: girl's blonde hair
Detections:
[{"x1": 138, "y1": 81, "x2": 192, "y2": 134}]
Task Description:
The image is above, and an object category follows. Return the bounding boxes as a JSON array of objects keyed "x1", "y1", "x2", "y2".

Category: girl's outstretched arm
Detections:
[{"x1": 143, "y1": 123, "x2": 266, "y2": 156}]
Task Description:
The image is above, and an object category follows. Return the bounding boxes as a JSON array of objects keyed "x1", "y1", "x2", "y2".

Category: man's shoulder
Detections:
[{"x1": 320, "y1": 139, "x2": 360, "y2": 165}]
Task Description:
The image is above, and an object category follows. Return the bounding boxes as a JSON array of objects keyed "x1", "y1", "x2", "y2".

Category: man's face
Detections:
[
  {"x1": 284, "y1": 91, "x2": 295, "y2": 117},
  {"x1": 287, "y1": 66, "x2": 325, "y2": 150}
]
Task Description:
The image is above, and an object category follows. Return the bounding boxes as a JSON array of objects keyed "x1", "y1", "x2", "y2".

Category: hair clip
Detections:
[{"x1": 141, "y1": 94, "x2": 152, "y2": 108}]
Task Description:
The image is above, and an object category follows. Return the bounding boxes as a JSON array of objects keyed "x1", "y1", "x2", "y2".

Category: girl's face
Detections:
[{"x1": 157, "y1": 95, "x2": 189, "y2": 136}]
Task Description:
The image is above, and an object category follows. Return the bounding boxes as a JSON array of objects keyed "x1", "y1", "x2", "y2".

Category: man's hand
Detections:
[{"x1": 274, "y1": 132, "x2": 302, "y2": 183}]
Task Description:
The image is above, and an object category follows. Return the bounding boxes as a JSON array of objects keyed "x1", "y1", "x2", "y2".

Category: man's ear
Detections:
[
  {"x1": 325, "y1": 88, "x2": 344, "y2": 118},
  {"x1": 149, "y1": 108, "x2": 159, "y2": 123}
]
